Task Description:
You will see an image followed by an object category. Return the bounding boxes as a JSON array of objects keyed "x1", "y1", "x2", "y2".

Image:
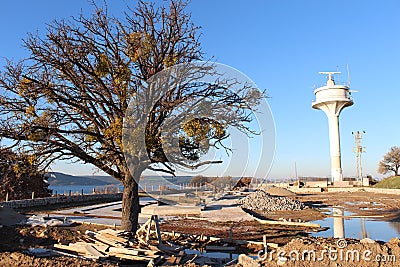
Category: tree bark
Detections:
[{"x1": 121, "y1": 171, "x2": 141, "y2": 233}]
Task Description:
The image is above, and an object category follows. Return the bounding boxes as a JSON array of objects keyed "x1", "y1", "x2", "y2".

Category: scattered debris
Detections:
[
  {"x1": 360, "y1": 237, "x2": 376, "y2": 244},
  {"x1": 26, "y1": 215, "x2": 73, "y2": 227},
  {"x1": 52, "y1": 228, "x2": 163, "y2": 263},
  {"x1": 48, "y1": 216, "x2": 252, "y2": 266},
  {"x1": 238, "y1": 254, "x2": 259, "y2": 267},
  {"x1": 0, "y1": 206, "x2": 26, "y2": 226},
  {"x1": 237, "y1": 190, "x2": 305, "y2": 211},
  {"x1": 26, "y1": 247, "x2": 56, "y2": 257}
]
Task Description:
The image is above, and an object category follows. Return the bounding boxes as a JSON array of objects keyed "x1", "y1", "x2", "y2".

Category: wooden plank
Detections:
[
  {"x1": 52, "y1": 249, "x2": 80, "y2": 258},
  {"x1": 187, "y1": 254, "x2": 198, "y2": 264},
  {"x1": 93, "y1": 234, "x2": 124, "y2": 247},
  {"x1": 54, "y1": 244, "x2": 86, "y2": 254},
  {"x1": 84, "y1": 244, "x2": 107, "y2": 257},
  {"x1": 108, "y1": 247, "x2": 139, "y2": 256},
  {"x1": 165, "y1": 255, "x2": 177, "y2": 264},
  {"x1": 153, "y1": 215, "x2": 162, "y2": 246},
  {"x1": 53, "y1": 245, "x2": 101, "y2": 260},
  {"x1": 108, "y1": 252, "x2": 160, "y2": 261},
  {"x1": 99, "y1": 232, "x2": 128, "y2": 243},
  {"x1": 160, "y1": 230, "x2": 278, "y2": 248},
  {"x1": 146, "y1": 218, "x2": 152, "y2": 241},
  {"x1": 54, "y1": 242, "x2": 112, "y2": 256},
  {"x1": 175, "y1": 250, "x2": 185, "y2": 264},
  {"x1": 98, "y1": 229, "x2": 124, "y2": 235},
  {"x1": 91, "y1": 243, "x2": 110, "y2": 253},
  {"x1": 86, "y1": 230, "x2": 126, "y2": 247},
  {"x1": 126, "y1": 247, "x2": 158, "y2": 256},
  {"x1": 136, "y1": 218, "x2": 151, "y2": 238}
]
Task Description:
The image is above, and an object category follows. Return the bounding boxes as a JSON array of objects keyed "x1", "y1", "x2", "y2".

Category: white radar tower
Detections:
[{"x1": 312, "y1": 72, "x2": 354, "y2": 182}]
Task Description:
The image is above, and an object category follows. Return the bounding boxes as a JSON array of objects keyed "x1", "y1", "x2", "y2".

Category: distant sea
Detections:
[
  {"x1": 48, "y1": 176, "x2": 192, "y2": 195},
  {"x1": 48, "y1": 184, "x2": 124, "y2": 195},
  {"x1": 48, "y1": 175, "x2": 245, "y2": 195}
]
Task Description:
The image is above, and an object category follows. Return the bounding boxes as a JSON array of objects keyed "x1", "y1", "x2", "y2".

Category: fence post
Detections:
[
  {"x1": 31, "y1": 192, "x2": 35, "y2": 199},
  {"x1": 5, "y1": 192, "x2": 8, "y2": 202}
]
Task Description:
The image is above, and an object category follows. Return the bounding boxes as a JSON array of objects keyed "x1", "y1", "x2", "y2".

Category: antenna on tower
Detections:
[
  {"x1": 319, "y1": 71, "x2": 341, "y2": 84},
  {"x1": 319, "y1": 71, "x2": 341, "y2": 76},
  {"x1": 346, "y1": 64, "x2": 351, "y2": 87}
]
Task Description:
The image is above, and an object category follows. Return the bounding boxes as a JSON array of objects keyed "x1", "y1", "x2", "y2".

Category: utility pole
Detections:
[{"x1": 352, "y1": 131, "x2": 366, "y2": 180}]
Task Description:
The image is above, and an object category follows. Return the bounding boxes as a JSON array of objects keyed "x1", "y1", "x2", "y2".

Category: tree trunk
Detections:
[{"x1": 121, "y1": 171, "x2": 140, "y2": 233}]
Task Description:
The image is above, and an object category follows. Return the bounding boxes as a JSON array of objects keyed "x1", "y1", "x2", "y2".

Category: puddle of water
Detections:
[
  {"x1": 320, "y1": 207, "x2": 353, "y2": 216},
  {"x1": 344, "y1": 201, "x2": 385, "y2": 207},
  {"x1": 360, "y1": 207, "x2": 384, "y2": 211},
  {"x1": 311, "y1": 207, "x2": 400, "y2": 242},
  {"x1": 184, "y1": 249, "x2": 240, "y2": 260}
]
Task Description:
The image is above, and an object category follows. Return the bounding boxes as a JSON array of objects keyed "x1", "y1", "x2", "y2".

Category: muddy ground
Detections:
[{"x1": 294, "y1": 191, "x2": 400, "y2": 221}]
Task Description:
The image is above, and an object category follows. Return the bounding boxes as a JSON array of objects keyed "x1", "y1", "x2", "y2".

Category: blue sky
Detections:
[{"x1": 1, "y1": 1, "x2": 399, "y2": 179}]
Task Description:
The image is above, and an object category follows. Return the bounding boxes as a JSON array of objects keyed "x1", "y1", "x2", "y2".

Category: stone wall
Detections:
[{"x1": 0, "y1": 193, "x2": 122, "y2": 209}]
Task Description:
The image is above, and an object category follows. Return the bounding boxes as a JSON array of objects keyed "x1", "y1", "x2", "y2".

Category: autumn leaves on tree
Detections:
[{"x1": 378, "y1": 146, "x2": 400, "y2": 177}]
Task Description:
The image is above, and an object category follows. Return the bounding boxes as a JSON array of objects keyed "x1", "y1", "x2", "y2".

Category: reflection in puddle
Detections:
[
  {"x1": 333, "y1": 207, "x2": 345, "y2": 238},
  {"x1": 312, "y1": 206, "x2": 400, "y2": 242}
]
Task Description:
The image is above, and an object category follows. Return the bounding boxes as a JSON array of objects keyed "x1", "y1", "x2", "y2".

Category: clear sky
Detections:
[{"x1": 1, "y1": 0, "x2": 399, "y2": 179}]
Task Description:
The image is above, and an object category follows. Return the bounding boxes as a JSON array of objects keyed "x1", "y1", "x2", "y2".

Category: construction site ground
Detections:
[{"x1": 1, "y1": 189, "x2": 400, "y2": 266}]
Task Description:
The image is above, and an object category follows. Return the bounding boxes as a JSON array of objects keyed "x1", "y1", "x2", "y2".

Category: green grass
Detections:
[{"x1": 374, "y1": 176, "x2": 400, "y2": 189}]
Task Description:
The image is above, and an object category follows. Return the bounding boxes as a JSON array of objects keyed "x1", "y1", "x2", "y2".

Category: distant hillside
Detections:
[
  {"x1": 141, "y1": 175, "x2": 193, "y2": 185},
  {"x1": 81, "y1": 175, "x2": 120, "y2": 184},
  {"x1": 47, "y1": 172, "x2": 120, "y2": 186},
  {"x1": 47, "y1": 173, "x2": 242, "y2": 187},
  {"x1": 374, "y1": 176, "x2": 400, "y2": 189}
]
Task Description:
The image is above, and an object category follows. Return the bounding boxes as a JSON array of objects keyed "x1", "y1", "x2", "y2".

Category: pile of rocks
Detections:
[
  {"x1": 257, "y1": 185, "x2": 296, "y2": 197},
  {"x1": 237, "y1": 190, "x2": 305, "y2": 211}
]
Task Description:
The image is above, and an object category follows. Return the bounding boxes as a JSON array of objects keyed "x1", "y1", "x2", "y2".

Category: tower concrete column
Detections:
[{"x1": 326, "y1": 108, "x2": 343, "y2": 182}]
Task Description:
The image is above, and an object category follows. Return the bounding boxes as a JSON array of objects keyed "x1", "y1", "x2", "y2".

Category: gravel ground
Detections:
[{"x1": 237, "y1": 190, "x2": 305, "y2": 211}]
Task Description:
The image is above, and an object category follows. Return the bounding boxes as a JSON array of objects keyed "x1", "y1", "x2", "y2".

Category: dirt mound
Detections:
[
  {"x1": 258, "y1": 185, "x2": 296, "y2": 196},
  {"x1": 236, "y1": 190, "x2": 304, "y2": 211},
  {"x1": 0, "y1": 206, "x2": 26, "y2": 226},
  {"x1": 258, "y1": 236, "x2": 400, "y2": 267},
  {"x1": 0, "y1": 252, "x2": 116, "y2": 267}
]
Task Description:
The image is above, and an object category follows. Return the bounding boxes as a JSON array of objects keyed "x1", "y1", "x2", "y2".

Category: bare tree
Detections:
[
  {"x1": 378, "y1": 146, "x2": 400, "y2": 176},
  {"x1": 0, "y1": 0, "x2": 264, "y2": 233}
]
